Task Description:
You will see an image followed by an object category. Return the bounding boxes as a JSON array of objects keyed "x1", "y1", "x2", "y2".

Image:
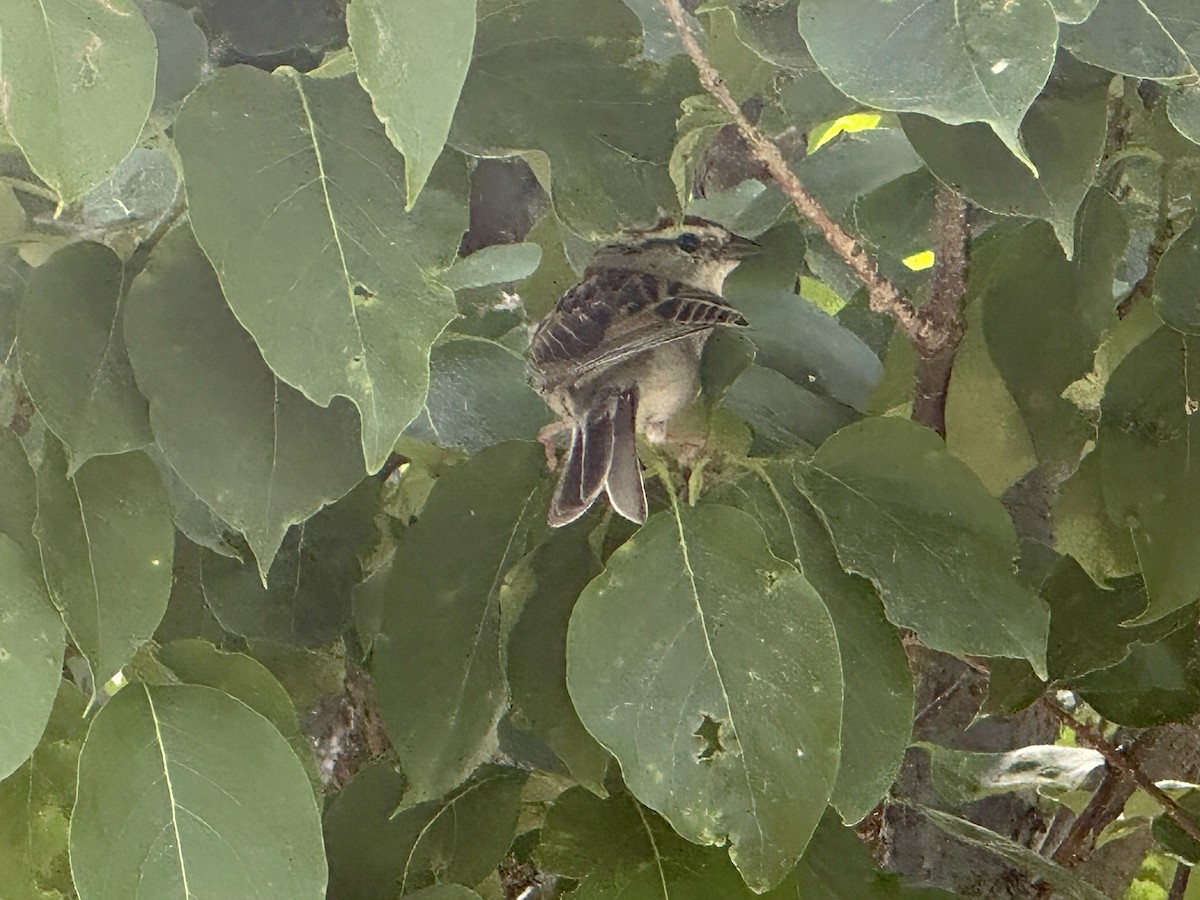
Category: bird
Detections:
[{"x1": 527, "y1": 216, "x2": 754, "y2": 527}]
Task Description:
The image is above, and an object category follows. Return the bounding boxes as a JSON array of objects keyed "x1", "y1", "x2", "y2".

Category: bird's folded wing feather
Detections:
[{"x1": 529, "y1": 270, "x2": 746, "y2": 388}]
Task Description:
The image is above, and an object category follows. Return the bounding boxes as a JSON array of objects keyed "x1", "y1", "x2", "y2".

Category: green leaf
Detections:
[
  {"x1": 139, "y1": 0, "x2": 208, "y2": 113},
  {"x1": 197, "y1": 481, "x2": 377, "y2": 645},
  {"x1": 70, "y1": 683, "x2": 326, "y2": 899},
  {"x1": 409, "y1": 337, "x2": 552, "y2": 453},
  {"x1": 18, "y1": 242, "x2": 150, "y2": 470},
  {"x1": 1061, "y1": 0, "x2": 1199, "y2": 81},
  {"x1": 348, "y1": 0, "x2": 476, "y2": 207},
  {"x1": 901, "y1": 57, "x2": 1109, "y2": 258},
  {"x1": 1154, "y1": 216, "x2": 1200, "y2": 333},
  {"x1": 451, "y1": 0, "x2": 698, "y2": 237},
  {"x1": 918, "y1": 806, "x2": 1110, "y2": 900},
  {"x1": 0, "y1": 534, "x2": 64, "y2": 781},
  {"x1": 0, "y1": 427, "x2": 37, "y2": 556},
  {"x1": 1050, "y1": 0, "x2": 1099, "y2": 24},
  {"x1": 0, "y1": 683, "x2": 87, "y2": 900},
  {"x1": 798, "y1": 0, "x2": 1058, "y2": 170},
  {"x1": 795, "y1": 129, "x2": 924, "y2": 222},
  {"x1": 1044, "y1": 558, "x2": 1181, "y2": 682},
  {"x1": 944, "y1": 305, "x2": 1037, "y2": 497},
  {"x1": 723, "y1": 365, "x2": 856, "y2": 452},
  {"x1": 982, "y1": 195, "x2": 1127, "y2": 477},
  {"x1": 441, "y1": 242, "x2": 543, "y2": 291},
  {"x1": 403, "y1": 887, "x2": 484, "y2": 900},
  {"x1": 123, "y1": 226, "x2": 366, "y2": 578},
  {"x1": 796, "y1": 810, "x2": 956, "y2": 897},
  {"x1": 567, "y1": 504, "x2": 842, "y2": 890},
  {"x1": 714, "y1": 466, "x2": 912, "y2": 825},
  {"x1": 1098, "y1": 327, "x2": 1200, "y2": 624},
  {"x1": 174, "y1": 66, "x2": 468, "y2": 471},
  {"x1": 150, "y1": 640, "x2": 305, "y2": 757},
  {"x1": 1074, "y1": 619, "x2": 1200, "y2": 727},
  {"x1": 1151, "y1": 790, "x2": 1200, "y2": 863},
  {"x1": 1168, "y1": 85, "x2": 1200, "y2": 146},
  {"x1": 0, "y1": 0, "x2": 157, "y2": 202},
  {"x1": 804, "y1": 417, "x2": 1050, "y2": 675},
  {"x1": 374, "y1": 442, "x2": 546, "y2": 806},
  {"x1": 504, "y1": 528, "x2": 611, "y2": 794},
  {"x1": 33, "y1": 442, "x2": 172, "y2": 689},
  {"x1": 324, "y1": 762, "x2": 526, "y2": 899},
  {"x1": 538, "y1": 786, "x2": 794, "y2": 898},
  {"x1": 1052, "y1": 450, "x2": 1139, "y2": 585}
]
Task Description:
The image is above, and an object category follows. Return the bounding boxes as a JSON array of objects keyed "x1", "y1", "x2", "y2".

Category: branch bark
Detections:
[
  {"x1": 911, "y1": 186, "x2": 969, "y2": 436},
  {"x1": 1041, "y1": 698, "x2": 1200, "y2": 846},
  {"x1": 659, "y1": 0, "x2": 935, "y2": 350}
]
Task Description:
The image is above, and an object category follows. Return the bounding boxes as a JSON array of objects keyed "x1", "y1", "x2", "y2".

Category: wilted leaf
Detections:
[
  {"x1": 71, "y1": 683, "x2": 326, "y2": 899},
  {"x1": 568, "y1": 504, "x2": 842, "y2": 890},
  {"x1": 175, "y1": 65, "x2": 468, "y2": 470}
]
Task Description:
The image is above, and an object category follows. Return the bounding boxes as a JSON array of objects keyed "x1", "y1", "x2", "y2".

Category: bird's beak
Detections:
[{"x1": 726, "y1": 233, "x2": 760, "y2": 258}]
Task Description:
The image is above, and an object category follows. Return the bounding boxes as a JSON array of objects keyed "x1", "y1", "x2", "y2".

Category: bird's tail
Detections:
[{"x1": 547, "y1": 389, "x2": 647, "y2": 527}]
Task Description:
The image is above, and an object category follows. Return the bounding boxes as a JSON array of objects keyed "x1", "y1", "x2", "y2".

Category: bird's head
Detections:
[{"x1": 590, "y1": 216, "x2": 758, "y2": 292}]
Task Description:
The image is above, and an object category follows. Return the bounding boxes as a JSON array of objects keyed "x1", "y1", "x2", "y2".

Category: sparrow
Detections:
[{"x1": 527, "y1": 216, "x2": 754, "y2": 527}]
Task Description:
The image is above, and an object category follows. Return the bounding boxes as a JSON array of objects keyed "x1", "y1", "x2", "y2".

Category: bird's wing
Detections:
[{"x1": 529, "y1": 270, "x2": 746, "y2": 390}]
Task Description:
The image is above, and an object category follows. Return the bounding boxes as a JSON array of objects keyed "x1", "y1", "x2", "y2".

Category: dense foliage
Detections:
[{"x1": 5, "y1": 0, "x2": 1200, "y2": 897}]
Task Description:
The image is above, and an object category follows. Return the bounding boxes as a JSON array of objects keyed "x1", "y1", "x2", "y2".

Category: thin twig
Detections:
[
  {"x1": 1169, "y1": 861, "x2": 1191, "y2": 900},
  {"x1": 659, "y1": 0, "x2": 930, "y2": 350},
  {"x1": 911, "y1": 186, "x2": 969, "y2": 436},
  {"x1": 1049, "y1": 765, "x2": 1134, "y2": 867},
  {"x1": 1041, "y1": 698, "x2": 1200, "y2": 846}
]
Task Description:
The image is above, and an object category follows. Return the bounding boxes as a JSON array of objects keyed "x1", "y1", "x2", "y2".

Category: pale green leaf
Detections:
[
  {"x1": 123, "y1": 226, "x2": 366, "y2": 578},
  {"x1": 174, "y1": 66, "x2": 467, "y2": 471},
  {"x1": 567, "y1": 504, "x2": 842, "y2": 891},
  {"x1": 0, "y1": 427, "x2": 36, "y2": 556},
  {"x1": 441, "y1": 242, "x2": 543, "y2": 290},
  {"x1": 1155, "y1": 216, "x2": 1200, "y2": 333},
  {"x1": 33, "y1": 442, "x2": 172, "y2": 689},
  {"x1": 374, "y1": 442, "x2": 546, "y2": 806},
  {"x1": 0, "y1": 534, "x2": 64, "y2": 781},
  {"x1": 0, "y1": 0, "x2": 157, "y2": 202},
  {"x1": 1168, "y1": 85, "x2": 1200, "y2": 146},
  {"x1": 18, "y1": 242, "x2": 150, "y2": 471},
  {"x1": 799, "y1": 0, "x2": 1058, "y2": 170},
  {"x1": 70, "y1": 683, "x2": 326, "y2": 899},
  {"x1": 348, "y1": 0, "x2": 476, "y2": 206},
  {"x1": 804, "y1": 417, "x2": 1050, "y2": 675},
  {"x1": 1050, "y1": 0, "x2": 1099, "y2": 24}
]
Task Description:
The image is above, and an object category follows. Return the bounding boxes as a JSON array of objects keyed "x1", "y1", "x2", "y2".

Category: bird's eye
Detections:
[{"x1": 675, "y1": 233, "x2": 701, "y2": 252}]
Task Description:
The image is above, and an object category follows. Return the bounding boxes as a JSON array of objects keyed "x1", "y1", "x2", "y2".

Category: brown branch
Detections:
[
  {"x1": 911, "y1": 186, "x2": 969, "y2": 437},
  {"x1": 1041, "y1": 698, "x2": 1200, "y2": 846},
  {"x1": 1049, "y1": 765, "x2": 1134, "y2": 867},
  {"x1": 1169, "y1": 861, "x2": 1191, "y2": 900},
  {"x1": 659, "y1": 0, "x2": 934, "y2": 351}
]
